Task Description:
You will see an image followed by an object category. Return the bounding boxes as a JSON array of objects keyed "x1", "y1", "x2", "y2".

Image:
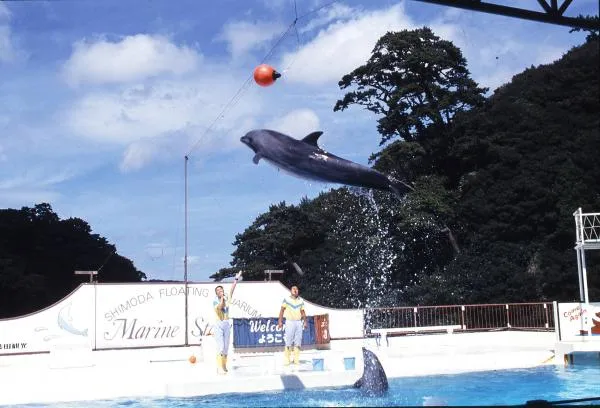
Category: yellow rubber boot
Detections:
[
  {"x1": 222, "y1": 355, "x2": 228, "y2": 373},
  {"x1": 283, "y1": 347, "x2": 291, "y2": 366},
  {"x1": 216, "y1": 355, "x2": 223, "y2": 374},
  {"x1": 293, "y1": 346, "x2": 300, "y2": 365}
]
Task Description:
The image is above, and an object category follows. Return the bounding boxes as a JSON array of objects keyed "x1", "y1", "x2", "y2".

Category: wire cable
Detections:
[
  {"x1": 185, "y1": 20, "x2": 298, "y2": 157},
  {"x1": 185, "y1": 0, "x2": 340, "y2": 157}
]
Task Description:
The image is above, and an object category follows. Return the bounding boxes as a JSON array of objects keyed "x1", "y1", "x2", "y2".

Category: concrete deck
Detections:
[{"x1": 0, "y1": 331, "x2": 559, "y2": 406}]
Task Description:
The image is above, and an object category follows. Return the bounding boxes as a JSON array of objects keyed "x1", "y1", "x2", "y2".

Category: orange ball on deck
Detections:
[
  {"x1": 189, "y1": 355, "x2": 197, "y2": 364},
  {"x1": 253, "y1": 64, "x2": 281, "y2": 87}
]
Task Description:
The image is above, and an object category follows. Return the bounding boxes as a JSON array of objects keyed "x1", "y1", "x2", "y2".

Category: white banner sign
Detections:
[
  {"x1": 557, "y1": 302, "x2": 600, "y2": 341},
  {"x1": 0, "y1": 281, "x2": 364, "y2": 354},
  {"x1": 0, "y1": 285, "x2": 94, "y2": 355},
  {"x1": 96, "y1": 284, "x2": 187, "y2": 349}
]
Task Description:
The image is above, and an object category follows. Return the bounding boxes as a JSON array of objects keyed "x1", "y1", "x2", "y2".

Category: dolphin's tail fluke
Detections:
[{"x1": 388, "y1": 177, "x2": 414, "y2": 199}]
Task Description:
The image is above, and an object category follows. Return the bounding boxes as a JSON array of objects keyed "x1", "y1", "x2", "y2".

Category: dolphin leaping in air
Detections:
[{"x1": 240, "y1": 129, "x2": 413, "y2": 198}]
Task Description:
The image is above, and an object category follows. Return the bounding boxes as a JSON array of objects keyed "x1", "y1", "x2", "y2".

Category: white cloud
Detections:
[
  {"x1": 277, "y1": 2, "x2": 584, "y2": 92},
  {"x1": 0, "y1": 27, "x2": 12, "y2": 62},
  {"x1": 0, "y1": 3, "x2": 18, "y2": 63},
  {"x1": 120, "y1": 140, "x2": 161, "y2": 172},
  {"x1": 62, "y1": 34, "x2": 201, "y2": 86},
  {"x1": 265, "y1": 108, "x2": 321, "y2": 138},
  {"x1": 0, "y1": 3, "x2": 9, "y2": 20},
  {"x1": 477, "y1": 68, "x2": 521, "y2": 92},
  {"x1": 0, "y1": 168, "x2": 74, "y2": 207},
  {"x1": 474, "y1": 43, "x2": 563, "y2": 91},
  {"x1": 0, "y1": 144, "x2": 5, "y2": 162},
  {"x1": 0, "y1": 189, "x2": 62, "y2": 207},
  {"x1": 186, "y1": 255, "x2": 201, "y2": 265},
  {"x1": 218, "y1": 20, "x2": 287, "y2": 59},
  {"x1": 66, "y1": 82, "x2": 198, "y2": 144},
  {"x1": 67, "y1": 77, "x2": 258, "y2": 143},
  {"x1": 0, "y1": 168, "x2": 75, "y2": 190},
  {"x1": 298, "y1": 3, "x2": 355, "y2": 34},
  {"x1": 259, "y1": 0, "x2": 288, "y2": 12},
  {"x1": 118, "y1": 130, "x2": 192, "y2": 172},
  {"x1": 533, "y1": 46, "x2": 567, "y2": 66},
  {"x1": 66, "y1": 70, "x2": 265, "y2": 170},
  {"x1": 426, "y1": 9, "x2": 580, "y2": 92},
  {"x1": 279, "y1": 3, "x2": 414, "y2": 85}
]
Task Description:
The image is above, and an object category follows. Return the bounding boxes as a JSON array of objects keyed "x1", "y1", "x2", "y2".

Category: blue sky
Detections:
[{"x1": 1, "y1": 0, "x2": 597, "y2": 282}]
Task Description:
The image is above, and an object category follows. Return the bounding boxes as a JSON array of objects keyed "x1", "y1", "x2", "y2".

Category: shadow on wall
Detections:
[{"x1": 280, "y1": 374, "x2": 306, "y2": 390}]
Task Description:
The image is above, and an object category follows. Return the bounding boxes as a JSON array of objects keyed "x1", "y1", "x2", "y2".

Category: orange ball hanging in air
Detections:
[{"x1": 254, "y1": 64, "x2": 281, "y2": 87}]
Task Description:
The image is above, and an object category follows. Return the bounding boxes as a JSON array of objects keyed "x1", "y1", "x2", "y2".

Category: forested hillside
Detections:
[
  {"x1": 213, "y1": 31, "x2": 600, "y2": 308},
  {"x1": 0, "y1": 203, "x2": 145, "y2": 318}
]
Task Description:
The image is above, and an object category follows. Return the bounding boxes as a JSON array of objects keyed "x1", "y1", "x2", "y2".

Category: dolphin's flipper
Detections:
[
  {"x1": 253, "y1": 154, "x2": 262, "y2": 164},
  {"x1": 302, "y1": 131, "x2": 324, "y2": 147}
]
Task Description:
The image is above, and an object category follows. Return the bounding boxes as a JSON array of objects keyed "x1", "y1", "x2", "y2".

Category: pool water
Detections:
[{"x1": 14, "y1": 355, "x2": 600, "y2": 407}]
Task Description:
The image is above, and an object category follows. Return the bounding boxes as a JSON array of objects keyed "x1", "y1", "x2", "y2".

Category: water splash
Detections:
[{"x1": 320, "y1": 188, "x2": 401, "y2": 313}]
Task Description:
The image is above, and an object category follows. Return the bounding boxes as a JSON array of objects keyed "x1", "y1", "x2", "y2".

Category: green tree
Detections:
[
  {"x1": 211, "y1": 200, "x2": 328, "y2": 284},
  {"x1": 443, "y1": 36, "x2": 600, "y2": 303},
  {"x1": 334, "y1": 27, "x2": 487, "y2": 181},
  {"x1": 0, "y1": 203, "x2": 146, "y2": 318},
  {"x1": 333, "y1": 27, "x2": 483, "y2": 267}
]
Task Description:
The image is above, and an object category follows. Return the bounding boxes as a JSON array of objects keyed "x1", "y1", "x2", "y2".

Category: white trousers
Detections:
[
  {"x1": 213, "y1": 319, "x2": 231, "y2": 355},
  {"x1": 284, "y1": 319, "x2": 303, "y2": 348}
]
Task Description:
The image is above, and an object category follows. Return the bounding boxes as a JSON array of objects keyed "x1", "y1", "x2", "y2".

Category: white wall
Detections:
[
  {"x1": 0, "y1": 285, "x2": 95, "y2": 355},
  {"x1": 0, "y1": 281, "x2": 364, "y2": 354}
]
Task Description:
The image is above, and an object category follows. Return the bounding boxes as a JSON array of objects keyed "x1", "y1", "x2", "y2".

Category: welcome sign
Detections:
[{"x1": 232, "y1": 316, "x2": 322, "y2": 349}]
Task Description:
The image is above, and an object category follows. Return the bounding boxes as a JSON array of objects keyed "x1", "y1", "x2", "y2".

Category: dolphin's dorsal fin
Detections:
[
  {"x1": 302, "y1": 131, "x2": 323, "y2": 146},
  {"x1": 253, "y1": 154, "x2": 261, "y2": 164}
]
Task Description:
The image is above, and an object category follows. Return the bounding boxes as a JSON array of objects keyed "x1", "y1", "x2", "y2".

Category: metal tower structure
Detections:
[
  {"x1": 573, "y1": 208, "x2": 600, "y2": 303},
  {"x1": 413, "y1": 0, "x2": 599, "y2": 30}
]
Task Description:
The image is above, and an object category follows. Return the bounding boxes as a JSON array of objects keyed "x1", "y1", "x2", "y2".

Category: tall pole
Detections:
[{"x1": 184, "y1": 155, "x2": 189, "y2": 345}]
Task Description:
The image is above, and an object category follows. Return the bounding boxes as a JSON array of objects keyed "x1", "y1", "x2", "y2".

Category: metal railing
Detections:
[
  {"x1": 574, "y1": 208, "x2": 600, "y2": 245},
  {"x1": 364, "y1": 302, "x2": 554, "y2": 332}
]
